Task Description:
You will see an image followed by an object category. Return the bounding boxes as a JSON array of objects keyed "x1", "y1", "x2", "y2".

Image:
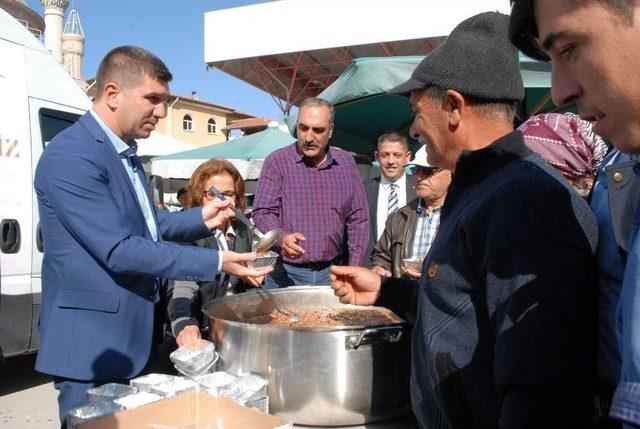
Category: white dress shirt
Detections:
[
  {"x1": 214, "y1": 224, "x2": 236, "y2": 294},
  {"x1": 376, "y1": 173, "x2": 408, "y2": 240}
]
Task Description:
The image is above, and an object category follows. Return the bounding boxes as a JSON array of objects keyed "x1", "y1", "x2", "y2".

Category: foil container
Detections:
[
  {"x1": 67, "y1": 401, "x2": 122, "y2": 428},
  {"x1": 130, "y1": 373, "x2": 177, "y2": 392},
  {"x1": 175, "y1": 354, "x2": 218, "y2": 378},
  {"x1": 170, "y1": 339, "x2": 218, "y2": 377},
  {"x1": 85, "y1": 383, "x2": 136, "y2": 404},
  {"x1": 194, "y1": 371, "x2": 237, "y2": 396},
  {"x1": 245, "y1": 395, "x2": 269, "y2": 413},
  {"x1": 114, "y1": 391, "x2": 163, "y2": 409},
  {"x1": 219, "y1": 372, "x2": 268, "y2": 404},
  {"x1": 150, "y1": 377, "x2": 199, "y2": 398},
  {"x1": 247, "y1": 251, "x2": 278, "y2": 269}
]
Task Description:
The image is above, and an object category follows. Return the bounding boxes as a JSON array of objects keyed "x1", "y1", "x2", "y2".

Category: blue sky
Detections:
[{"x1": 27, "y1": 0, "x2": 283, "y2": 120}]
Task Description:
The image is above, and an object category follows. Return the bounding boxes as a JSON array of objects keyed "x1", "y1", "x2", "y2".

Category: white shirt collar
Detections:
[
  {"x1": 380, "y1": 172, "x2": 405, "y2": 188},
  {"x1": 214, "y1": 223, "x2": 236, "y2": 241}
]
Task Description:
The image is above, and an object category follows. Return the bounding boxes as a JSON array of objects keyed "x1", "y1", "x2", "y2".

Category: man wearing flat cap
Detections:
[{"x1": 329, "y1": 12, "x2": 599, "y2": 428}]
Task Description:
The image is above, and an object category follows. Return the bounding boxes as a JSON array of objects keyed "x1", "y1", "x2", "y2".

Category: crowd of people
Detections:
[{"x1": 32, "y1": 1, "x2": 640, "y2": 428}]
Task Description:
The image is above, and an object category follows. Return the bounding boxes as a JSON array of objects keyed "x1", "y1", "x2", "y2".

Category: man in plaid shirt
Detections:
[{"x1": 253, "y1": 98, "x2": 369, "y2": 288}]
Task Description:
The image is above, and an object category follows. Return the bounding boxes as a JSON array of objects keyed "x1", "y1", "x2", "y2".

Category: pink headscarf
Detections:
[{"x1": 517, "y1": 113, "x2": 608, "y2": 180}]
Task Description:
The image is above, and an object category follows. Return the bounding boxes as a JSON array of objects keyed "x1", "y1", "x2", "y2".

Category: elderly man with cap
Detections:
[
  {"x1": 369, "y1": 146, "x2": 451, "y2": 279},
  {"x1": 329, "y1": 11, "x2": 598, "y2": 428}
]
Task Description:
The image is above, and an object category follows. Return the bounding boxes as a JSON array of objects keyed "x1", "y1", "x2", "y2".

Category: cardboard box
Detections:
[{"x1": 75, "y1": 391, "x2": 291, "y2": 429}]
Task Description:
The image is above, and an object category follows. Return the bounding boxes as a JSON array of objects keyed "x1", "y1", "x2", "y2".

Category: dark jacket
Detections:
[
  {"x1": 168, "y1": 221, "x2": 252, "y2": 336},
  {"x1": 364, "y1": 174, "x2": 417, "y2": 264},
  {"x1": 604, "y1": 154, "x2": 640, "y2": 257},
  {"x1": 378, "y1": 131, "x2": 599, "y2": 429},
  {"x1": 370, "y1": 198, "x2": 420, "y2": 278},
  {"x1": 590, "y1": 150, "x2": 640, "y2": 394}
]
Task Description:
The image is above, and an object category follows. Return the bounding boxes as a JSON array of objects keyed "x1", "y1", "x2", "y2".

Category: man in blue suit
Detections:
[{"x1": 33, "y1": 46, "x2": 271, "y2": 427}]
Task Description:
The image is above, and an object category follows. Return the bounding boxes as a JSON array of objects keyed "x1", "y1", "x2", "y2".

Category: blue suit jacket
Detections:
[{"x1": 34, "y1": 112, "x2": 219, "y2": 381}]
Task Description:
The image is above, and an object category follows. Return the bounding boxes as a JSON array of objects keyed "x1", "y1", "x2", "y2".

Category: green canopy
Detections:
[
  {"x1": 287, "y1": 55, "x2": 555, "y2": 157},
  {"x1": 150, "y1": 125, "x2": 295, "y2": 179}
]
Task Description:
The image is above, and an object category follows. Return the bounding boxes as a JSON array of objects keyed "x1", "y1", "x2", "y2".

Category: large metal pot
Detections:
[{"x1": 205, "y1": 286, "x2": 411, "y2": 426}]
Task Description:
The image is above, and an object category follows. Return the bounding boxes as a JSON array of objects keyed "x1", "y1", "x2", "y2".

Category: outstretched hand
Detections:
[
  {"x1": 221, "y1": 251, "x2": 274, "y2": 278},
  {"x1": 330, "y1": 265, "x2": 381, "y2": 305}
]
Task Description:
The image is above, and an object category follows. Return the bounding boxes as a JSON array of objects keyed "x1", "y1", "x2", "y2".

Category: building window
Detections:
[
  {"x1": 182, "y1": 114, "x2": 193, "y2": 132},
  {"x1": 208, "y1": 118, "x2": 217, "y2": 134}
]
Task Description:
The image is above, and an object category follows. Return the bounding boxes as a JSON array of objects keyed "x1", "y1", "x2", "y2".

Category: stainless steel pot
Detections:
[{"x1": 204, "y1": 286, "x2": 411, "y2": 426}]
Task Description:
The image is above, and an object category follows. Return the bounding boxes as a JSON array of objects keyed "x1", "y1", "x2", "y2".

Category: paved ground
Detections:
[{"x1": 0, "y1": 354, "x2": 59, "y2": 429}]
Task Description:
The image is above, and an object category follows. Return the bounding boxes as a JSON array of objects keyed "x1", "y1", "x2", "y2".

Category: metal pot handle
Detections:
[{"x1": 346, "y1": 326, "x2": 403, "y2": 349}]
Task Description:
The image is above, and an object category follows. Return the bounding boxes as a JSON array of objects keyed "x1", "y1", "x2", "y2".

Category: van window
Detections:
[{"x1": 39, "y1": 108, "x2": 81, "y2": 148}]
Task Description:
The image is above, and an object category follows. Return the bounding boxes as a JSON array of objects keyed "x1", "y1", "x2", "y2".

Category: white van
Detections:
[{"x1": 0, "y1": 8, "x2": 89, "y2": 359}]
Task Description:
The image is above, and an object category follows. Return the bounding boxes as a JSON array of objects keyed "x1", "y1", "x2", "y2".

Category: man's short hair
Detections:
[
  {"x1": 298, "y1": 98, "x2": 335, "y2": 123},
  {"x1": 509, "y1": 0, "x2": 637, "y2": 62},
  {"x1": 377, "y1": 131, "x2": 409, "y2": 151},
  {"x1": 424, "y1": 86, "x2": 518, "y2": 123},
  {"x1": 94, "y1": 46, "x2": 173, "y2": 100}
]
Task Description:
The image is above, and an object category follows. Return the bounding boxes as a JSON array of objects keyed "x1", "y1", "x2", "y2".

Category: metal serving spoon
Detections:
[
  {"x1": 260, "y1": 287, "x2": 301, "y2": 323},
  {"x1": 208, "y1": 186, "x2": 280, "y2": 252}
]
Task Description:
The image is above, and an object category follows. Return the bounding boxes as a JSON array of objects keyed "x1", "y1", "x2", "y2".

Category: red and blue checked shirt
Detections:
[{"x1": 252, "y1": 143, "x2": 369, "y2": 266}]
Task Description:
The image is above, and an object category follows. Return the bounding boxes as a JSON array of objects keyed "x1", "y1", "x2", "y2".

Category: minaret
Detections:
[
  {"x1": 62, "y1": 0, "x2": 85, "y2": 87},
  {"x1": 40, "y1": 0, "x2": 68, "y2": 63}
]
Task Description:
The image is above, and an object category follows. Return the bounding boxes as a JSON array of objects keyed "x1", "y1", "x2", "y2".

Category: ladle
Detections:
[
  {"x1": 208, "y1": 186, "x2": 280, "y2": 252},
  {"x1": 260, "y1": 287, "x2": 301, "y2": 323}
]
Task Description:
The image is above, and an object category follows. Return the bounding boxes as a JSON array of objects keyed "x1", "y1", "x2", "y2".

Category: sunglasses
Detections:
[{"x1": 409, "y1": 165, "x2": 441, "y2": 176}]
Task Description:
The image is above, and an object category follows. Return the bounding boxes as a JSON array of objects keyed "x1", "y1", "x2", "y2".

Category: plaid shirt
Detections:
[
  {"x1": 410, "y1": 204, "x2": 441, "y2": 260},
  {"x1": 252, "y1": 143, "x2": 369, "y2": 265}
]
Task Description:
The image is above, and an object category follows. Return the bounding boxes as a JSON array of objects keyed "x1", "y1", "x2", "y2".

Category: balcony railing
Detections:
[{"x1": 15, "y1": 18, "x2": 43, "y2": 42}]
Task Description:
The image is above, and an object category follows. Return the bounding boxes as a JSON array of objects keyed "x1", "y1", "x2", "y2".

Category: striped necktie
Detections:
[{"x1": 388, "y1": 183, "x2": 399, "y2": 215}]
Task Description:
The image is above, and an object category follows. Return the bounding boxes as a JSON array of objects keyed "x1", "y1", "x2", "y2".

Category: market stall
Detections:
[{"x1": 150, "y1": 122, "x2": 295, "y2": 181}]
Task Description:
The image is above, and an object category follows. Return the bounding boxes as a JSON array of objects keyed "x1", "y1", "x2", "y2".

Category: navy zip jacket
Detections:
[{"x1": 379, "y1": 131, "x2": 599, "y2": 429}]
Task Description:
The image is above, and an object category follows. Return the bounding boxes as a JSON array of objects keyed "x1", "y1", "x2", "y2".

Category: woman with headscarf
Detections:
[{"x1": 517, "y1": 112, "x2": 608, "y2": 197}]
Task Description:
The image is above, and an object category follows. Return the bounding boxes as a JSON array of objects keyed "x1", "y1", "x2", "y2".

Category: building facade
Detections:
[{"x1": 157, "y1": 94, "x2": 258, "y2": 147}]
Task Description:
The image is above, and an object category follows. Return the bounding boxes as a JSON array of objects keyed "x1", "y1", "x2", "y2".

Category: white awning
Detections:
[
  {"x1": 204, "y1": 0, "x2": 511, "y2": 112},
  {"x1": 205, "y1": 0, "x2": 511, "y2": 62}
]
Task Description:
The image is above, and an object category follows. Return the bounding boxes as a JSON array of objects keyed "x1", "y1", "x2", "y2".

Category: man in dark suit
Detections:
[
  {"x1": 33, "y1": 46, "x2": 271, "y2": 427},
  {"x1": 363, "y1": 131, "x2": 415, "y2": 263}
]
